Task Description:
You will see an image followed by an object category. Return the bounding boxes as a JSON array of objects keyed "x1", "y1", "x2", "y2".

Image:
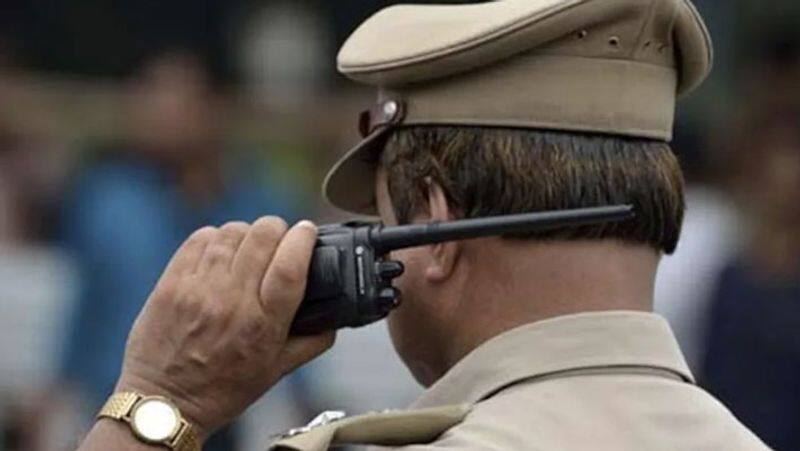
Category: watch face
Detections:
[{"x1": 131, "y1": 397, "x2": 180, "y2": 443}]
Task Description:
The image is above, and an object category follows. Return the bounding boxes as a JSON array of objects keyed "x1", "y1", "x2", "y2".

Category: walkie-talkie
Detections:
[{"x1": 291, "y1": 205, "x2": 634, "y2": 335}]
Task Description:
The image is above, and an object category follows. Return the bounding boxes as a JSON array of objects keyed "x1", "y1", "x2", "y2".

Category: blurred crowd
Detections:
[{"x1": 0, "y1": 1, "x2": 799, "y2": 450}]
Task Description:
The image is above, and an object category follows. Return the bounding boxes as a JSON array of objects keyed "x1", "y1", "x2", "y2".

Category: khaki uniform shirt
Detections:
[{"x1": 273, "y1": 311, "x2": 769, "y2": 450}]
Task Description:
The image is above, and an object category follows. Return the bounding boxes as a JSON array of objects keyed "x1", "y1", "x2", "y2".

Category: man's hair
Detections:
[{"x1": 380, "y1": 127, "x2": 685, "y2": 254}]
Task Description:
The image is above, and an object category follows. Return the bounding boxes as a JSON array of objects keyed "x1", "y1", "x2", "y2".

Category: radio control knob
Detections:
[
  {"x1": 376, "y1": 261, "x2": 405, "y2": 279},
  {"x1": 378, "y1": 287, "x2": 401, "y2": 308}
]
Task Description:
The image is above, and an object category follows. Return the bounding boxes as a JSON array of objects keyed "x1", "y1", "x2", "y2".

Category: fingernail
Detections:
[{"x1": 296, "y1": 220, "x2": 317, "y2": 230}]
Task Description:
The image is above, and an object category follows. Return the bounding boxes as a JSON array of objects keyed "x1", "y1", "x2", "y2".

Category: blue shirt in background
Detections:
[
  {"x1": 60, "y1": 155, "x2": 304, "y2": 408},
  {"x1": 702, "y1": 261, "x2": 800, "y2": 451}
]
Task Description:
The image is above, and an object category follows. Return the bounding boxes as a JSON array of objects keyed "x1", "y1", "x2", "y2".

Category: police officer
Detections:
[{"x1": 78, "y1": 0, "x2": 770, "y2": 450}]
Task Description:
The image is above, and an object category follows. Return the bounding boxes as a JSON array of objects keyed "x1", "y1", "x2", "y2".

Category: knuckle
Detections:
[
  {"x1": 271, "y1": 263, "x2": 303, "y2": 287},
  {"x1": 200, "y1": 298, "x2": 229, "y2": 320},
  {"x1": 254, "y1": 216, "x2": 288, "y2": 239},
  {"x1": 190, "y1": 226, "x2": 217, "y2": 242},
  {"x1": 176, "y1": 282, "x2": 231, "y2": 318},
  {"x1": 179, "y1": 287, "x2": 204, "y2": 309},
  {"x1": 204, "y1": 244, "x2": 235, "y2": 264},
  {"x1": 219, "y1": 221, "x2": 249, "y2": 241},
  {"x1": 221, "y1": 221, "x2": 249, "y2": 233},
  {"x1": 155, "y1": 280, "x2": 179, "y2": 302}
]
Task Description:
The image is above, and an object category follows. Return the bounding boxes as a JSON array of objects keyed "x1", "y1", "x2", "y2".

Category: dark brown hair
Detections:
[{"x1": 380, "y1": 127, "x2": 685, "y2": 254}]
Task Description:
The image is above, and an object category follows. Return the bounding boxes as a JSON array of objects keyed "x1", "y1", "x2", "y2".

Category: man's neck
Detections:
[{"x1": 441, "y1": 239, "x2": 660, "y2": 372}]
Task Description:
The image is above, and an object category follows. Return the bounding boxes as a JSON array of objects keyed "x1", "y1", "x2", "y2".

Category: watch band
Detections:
[
  {"x1": 98, "y1": 391, "x2": 139, "y2": 420},
  {"x1": 97, "y1": 391, "x2": 200, "y2": 451}
]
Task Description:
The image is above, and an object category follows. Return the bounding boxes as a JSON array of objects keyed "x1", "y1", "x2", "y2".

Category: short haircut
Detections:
[{"x1": 380, "y1": 127, "x2": 685, "y2": 254}]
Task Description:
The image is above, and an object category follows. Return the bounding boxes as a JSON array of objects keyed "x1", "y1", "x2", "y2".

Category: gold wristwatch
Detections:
[{"x1": 97, "y1": 391, "x2": 200, "y2": 451}]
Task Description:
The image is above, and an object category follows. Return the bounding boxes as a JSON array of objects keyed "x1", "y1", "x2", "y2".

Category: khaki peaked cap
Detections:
[{"x1": 324, "y1": 0, "x2": 713, "y2": 214}]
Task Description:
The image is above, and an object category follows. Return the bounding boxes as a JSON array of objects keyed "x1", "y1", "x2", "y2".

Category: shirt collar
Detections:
[{"x1": 411, "y1": 311, "x2": 694, "y2": 409}]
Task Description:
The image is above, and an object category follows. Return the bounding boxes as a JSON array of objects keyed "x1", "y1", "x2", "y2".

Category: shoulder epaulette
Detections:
[{"x1": 270, "y1": 404, "x2": 471, "y2": 451}]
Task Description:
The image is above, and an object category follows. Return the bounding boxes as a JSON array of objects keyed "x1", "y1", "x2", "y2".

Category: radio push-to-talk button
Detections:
[{"x1": 376, "y1": 261, "x2": 405, "y2": 279}]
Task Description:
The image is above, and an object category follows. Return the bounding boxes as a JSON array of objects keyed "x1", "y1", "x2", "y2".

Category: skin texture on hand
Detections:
[{"x1": 79, "y1": 217, "x2": 335, "y2": 448}]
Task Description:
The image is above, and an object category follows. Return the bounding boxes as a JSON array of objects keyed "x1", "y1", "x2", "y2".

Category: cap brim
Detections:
[{"x1": 323, "y1": 127, "x2": 393, "y2": 215}]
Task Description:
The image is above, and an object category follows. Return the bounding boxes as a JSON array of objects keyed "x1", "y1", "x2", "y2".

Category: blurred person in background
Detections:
[
  {"x1": 1, "y1": 41, "x2": 79, "y2": 451},
  {"x1": 654, "y1": 129, "x2": 742, "y2": 373},
  {"x1": 701, "y1": 104, "x2": 800, "y2": 450},
  {"x1": 0, "y1": 124, "x2": 20, "y2": 241},
  {"x1": 651, "y1": 0, "x2": 743, "y2": 373},
  {"x1": 56, "y1": 48, "x2": 305, "y2": 451}
]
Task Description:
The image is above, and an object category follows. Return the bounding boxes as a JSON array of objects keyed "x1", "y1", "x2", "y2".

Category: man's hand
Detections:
[{"x1": 114, "y1": 217, "x2": 334, "y2": 440}]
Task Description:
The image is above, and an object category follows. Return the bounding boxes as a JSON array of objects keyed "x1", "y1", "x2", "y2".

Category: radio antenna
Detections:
[{"x1": 370, "y1": 205, "x2": 634, "y2": 253}]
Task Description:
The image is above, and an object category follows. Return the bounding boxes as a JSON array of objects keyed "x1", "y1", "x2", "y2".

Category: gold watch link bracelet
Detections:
[{"x1": 97, "y1": 391, "x2": 200, "y2": 451}]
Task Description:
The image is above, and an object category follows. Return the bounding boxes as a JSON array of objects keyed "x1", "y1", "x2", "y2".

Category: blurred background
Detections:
[{"x1": 0, "y1": 0, "x2": 798, "y2": 450}]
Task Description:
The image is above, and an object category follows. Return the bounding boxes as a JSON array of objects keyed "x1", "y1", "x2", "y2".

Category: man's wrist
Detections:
[
  {"x1": 114, "y1": 374, "x2": 211, "y2": 443},
  {"x1": 85, "y1": 418, "x2": 163, "y2": 451}
]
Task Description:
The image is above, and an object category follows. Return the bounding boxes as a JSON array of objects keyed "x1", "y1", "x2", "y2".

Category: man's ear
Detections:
[{"x1": 424, "y1": 178, "x2": 461, "y2": 282}]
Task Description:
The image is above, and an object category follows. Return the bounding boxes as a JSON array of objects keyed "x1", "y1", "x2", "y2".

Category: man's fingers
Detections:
[
  {"x1": 161, "y1": 226, "x2": 217, "y2": 278},
  {"x1": 231, "y1": 216, "x2": 288, "y2": 288},
  {"x1": 279, "y1": 332, "x2": 336, "y2": 374},
  {"x1": 259, "y1": 221, "x2": 318, "y2": 326},
  {"x1": 197, "y1": 221, "x2": 249, "y2": 274}
]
